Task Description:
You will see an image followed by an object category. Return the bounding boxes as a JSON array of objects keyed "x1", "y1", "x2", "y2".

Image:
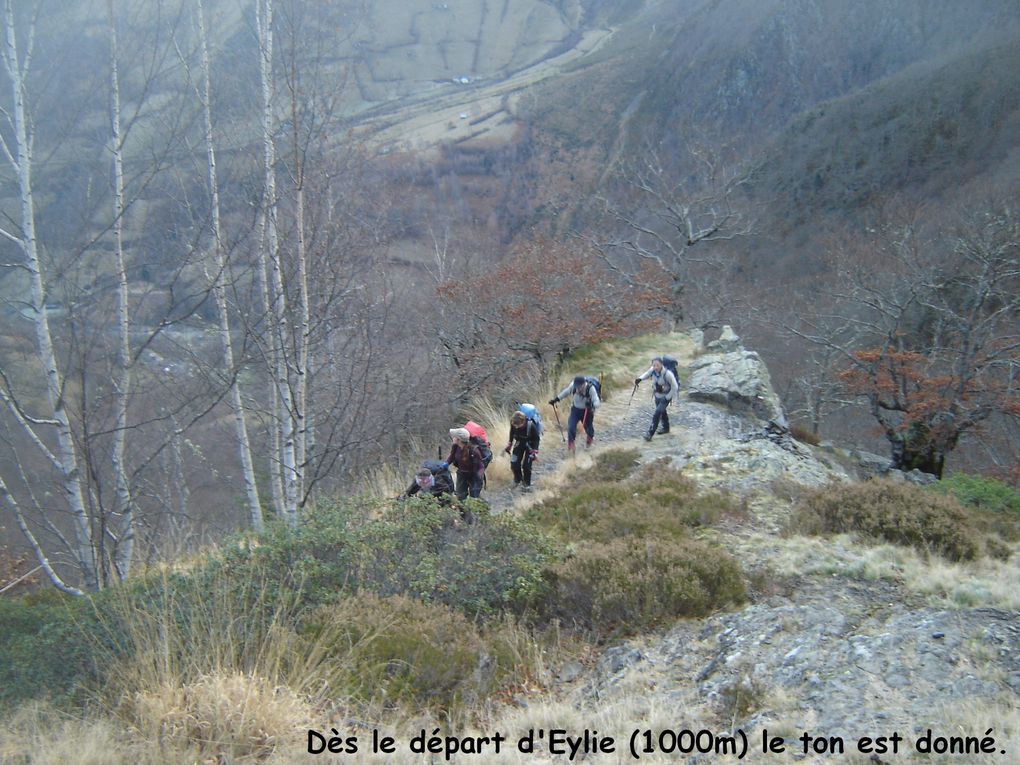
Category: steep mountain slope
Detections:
[{"x1": 521, "y1": 0, "x2": 1020, "y2": 215}]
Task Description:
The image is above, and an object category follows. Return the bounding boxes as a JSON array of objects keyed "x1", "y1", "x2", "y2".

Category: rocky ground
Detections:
[{"x1": 480, "y1": 329, "x2": 1019, "y2": 764}]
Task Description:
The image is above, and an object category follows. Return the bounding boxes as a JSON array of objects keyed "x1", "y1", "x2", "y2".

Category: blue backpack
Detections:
[{"x1": 519, "y1": 403, "x2": 544, "y2": 436}]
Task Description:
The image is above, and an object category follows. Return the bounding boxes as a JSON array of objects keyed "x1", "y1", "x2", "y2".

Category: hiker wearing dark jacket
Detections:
[
  {"x1": 550, "y1": 374, "x2": 601, "y2": 451},
  {"x1": 445, "y1": 427, "x2": 485, "y2": 500},
  {"x1": 635, "y1": 357, "x2": 678, "y2": 441},
  {"x1": 505, "y1": 410, "x2": 541, "y2": 489},
  {"x1": 404, "y1": 464, "x2": 454, "y2": 501}
]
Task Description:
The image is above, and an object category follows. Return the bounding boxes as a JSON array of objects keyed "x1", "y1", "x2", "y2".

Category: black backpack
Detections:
[
  {"x1": 422, "y1": 459, "x2": 454, "y2": 493},
  {"x1": 660, "y1": 355, "x2": 680, "y2": 382},
  {"x1": 469, "y1": 436, "x2": 493, "y2": 468}
]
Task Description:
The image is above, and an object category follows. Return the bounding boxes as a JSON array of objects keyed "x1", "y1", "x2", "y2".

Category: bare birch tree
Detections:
[
  {"x1": 591, "y1": 139, "x2": 754, "y2": 327},
  {"x1": 191, "y1": 0, "x2": 263, "y2": 531},
  {"x1": 0, "y1": 0, "x2": 95, "y2": 592}
]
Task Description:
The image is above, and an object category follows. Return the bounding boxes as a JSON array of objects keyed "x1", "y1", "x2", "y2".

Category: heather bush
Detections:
[
  {"x1": 542, "y1": 538, "x2": 745, "y2": 634},
  {"x1": 216, "y1": 495, "x2": 557, "y2": 617},
  {"x1": 791, "y1": 479, "x2": 985, "y2": 561},
  {"x1": 0, "y1": 592, "x2": 107, "y2": 709},
  {"x1": 298, "y1": 593, "x2": 539, "y2": 713},
  {"x1": 529, "y1": 460, "x2": 734, "y2": 543}
]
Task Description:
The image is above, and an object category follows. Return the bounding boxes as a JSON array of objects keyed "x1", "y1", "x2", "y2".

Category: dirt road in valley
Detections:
[{"x1": 348, "y1": 27, "x2": 615, "y2": 158}]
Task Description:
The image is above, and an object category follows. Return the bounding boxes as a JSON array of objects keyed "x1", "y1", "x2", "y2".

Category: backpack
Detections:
[
  {"x1": 519, "y1": 403, "x2": 544, "y2": 437},
  {"x1": 582, "y1": 375, "x2": 602, "y2": 404},
  {"x1": 660, "y1": 355, "x2": 680, "y2": 382},
  {"x1": 464, "y1": 420, "x2": 493, "y2": 467},
  {"x1": 421, "y1": 459, "x2": 454, "y2": 489}
]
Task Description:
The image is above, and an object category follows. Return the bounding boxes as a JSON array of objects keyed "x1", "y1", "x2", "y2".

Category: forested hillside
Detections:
[{"x1": 1, "y1": 0, "x2": 1018, "y2": 591}]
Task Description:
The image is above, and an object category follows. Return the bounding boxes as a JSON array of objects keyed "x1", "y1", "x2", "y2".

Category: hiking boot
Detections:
[
  {"x1": 585, "y1": 436, "x2": 594, "y2": 449},
  {"x1": 567, "y1": 441, "x2": 576, "y2": 453},
  {"x1": 521, "y1": 484, "x2": 532, "y2": 493},
  {"x1": 643, "y1": 432, "x2": 653, "y2": 442},
  {"x1": 657, "y1": 427, "x2": 670, "y2": 435}
]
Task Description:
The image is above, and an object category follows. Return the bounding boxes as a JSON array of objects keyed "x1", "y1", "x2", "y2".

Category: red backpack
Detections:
[{"x1": 464, "y1": 421, "x2": 493, "y2": 467}]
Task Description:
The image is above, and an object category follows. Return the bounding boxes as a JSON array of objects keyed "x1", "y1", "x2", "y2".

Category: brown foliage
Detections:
[
  {"x1": 435, "y1": 236, "x2": 670, "y2": 391},
  {"x1": 840, "y1": 348, "x2": 1018, "y2": 477}
]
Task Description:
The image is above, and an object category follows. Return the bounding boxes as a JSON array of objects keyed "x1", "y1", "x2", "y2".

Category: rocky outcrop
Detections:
[
  {"x1": 687, "y1": 326, "x2": 788, "y2": 428},
  {"x1": 578, "y1": 579, "x2": 1020, "y2": 750}
]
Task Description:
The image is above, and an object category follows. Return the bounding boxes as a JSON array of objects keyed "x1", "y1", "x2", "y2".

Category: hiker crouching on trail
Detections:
[
  {"x1": 506, "y1": 410, "x2": 540, "y2": 490},
  {"x1": 635, "y1": 357, "x2": 678, "y2": 441},
  {"x1": 550, "y1": 374, "x2": 601, "y2": 452},
  {"x1": 445, "y1": 427, "x2": 485, "y2": 500},
  {"x1": 403, "y1": 462, "x2": 454, "y2": 501}
]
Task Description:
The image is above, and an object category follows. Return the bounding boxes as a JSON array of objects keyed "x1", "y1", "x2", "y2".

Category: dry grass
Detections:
[
  {"x1": 0, "y1": 705, "x2": 144, "y2": 765},
  {"x1": 764, "y1": 532, "x2": 1020, "y2": 609},
  {"x1": 124, "y1": 672, "x2": 313, "y2": 762}
]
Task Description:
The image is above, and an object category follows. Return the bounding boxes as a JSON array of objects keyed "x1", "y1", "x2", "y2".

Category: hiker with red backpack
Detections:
[
  {"x1": 634, "y1": 356, "x2": 679, "y2": 441},
  {"x1": 445, "y1": 427, "x2": 487, "y2": 500},
  {"x1": 550, "y1": 374, "x2": 601, "y2": 452},
  {"x1": 505, "y1": 409, "x2": 541, "y2": 491}
]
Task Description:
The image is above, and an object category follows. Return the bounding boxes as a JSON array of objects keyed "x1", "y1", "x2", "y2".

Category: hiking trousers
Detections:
[
  {"x1": 455, "y1": 471, "x2": 483, "y2": 501},
  {"x1": 567, "y1": 406, "x2": 595, "y2": 446},
  {"x1": 510, "y1": 445, "x2": 534, "y2": 486},
  {"x1": 647, "y1": 395, "x2": 671, "y2": 437}
]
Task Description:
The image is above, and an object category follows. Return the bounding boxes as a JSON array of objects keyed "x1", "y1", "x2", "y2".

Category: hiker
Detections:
[
  {"x1": 403, "y1": 461, "x2": 455, "y2": 501},
  {"x1": 634, "y1": 357, "x2": 678, "y2": 441},
  {"x1": 549, "y1": 374, "x2": 601, "y2": 451},
  {"x1": 445, "y1": 427, "x2": 486, "y2": 500},
  {"x1": 505, "y1": 410, "x2": 541, "y2": 490}
]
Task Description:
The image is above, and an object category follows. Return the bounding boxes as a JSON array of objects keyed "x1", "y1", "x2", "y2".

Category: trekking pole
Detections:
[
  {"x1": 551, "y1": 401, "x2": 565, "y2": 442},
  {"x1": 628, "y1": 380, "x2": 639, "y2": 408}
]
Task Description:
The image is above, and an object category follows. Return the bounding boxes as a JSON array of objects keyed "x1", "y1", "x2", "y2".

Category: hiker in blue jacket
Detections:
[
  {"x1": 550, "y1": 374, "x2": 601, "y2": 452},
  {"x1": 635, "y1": 357, "x2": 678, "y2": 441}
]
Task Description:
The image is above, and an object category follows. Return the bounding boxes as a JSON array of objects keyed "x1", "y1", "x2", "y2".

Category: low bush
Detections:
[
  {"x1": 299, "y1": 593, "x2": 533, "y2": 713},
  {"x1": 541, "y1": 538, "x2": 745, "y2": 635},
  {"x1": 791, "y1": 479, "x2": 985, "y2": 561},
  {"x1": 933, "y1": 473, "x2": 1020, "y2": 517},
  {"x1": 216, "y1": 495, "x2": 557, "y2": 617},
  {"x1": 529, "y1": 461, "x2": 734, "y2": 543},
  {"x1": 0, "y1": 594, "x2": 105, "y2": 709}
]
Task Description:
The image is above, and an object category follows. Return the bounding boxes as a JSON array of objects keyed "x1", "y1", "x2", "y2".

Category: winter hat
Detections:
[
  {"x1": 450, "y1": 427, "x2": 470, "y2": 441},
  {"x1": 573, "y1": 374, "x2": 585, "y2": 388}
]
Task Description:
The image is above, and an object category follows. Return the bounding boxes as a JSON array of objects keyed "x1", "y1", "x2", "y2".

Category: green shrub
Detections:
[
  {"x1": 0, "y1": 594, "x2": 107, "y2": 709},
  {"x1": 933, "y1": 473, "x2": 1020, "y2": 516},
  {"x1": 589, "y1": 448, "x2": 642, "y2": 483},
  {"x1": 792, "y1": 479, "x2": 985, "y2": 561},
  {"x1": 541, "y1": 538, "x2": 745, "y2": 635},
  {"x1": 299, "y1": 593, "x2": 530, "y2": 713},
  {"x1": 216, "y1": 495, "x2": 557, "y2": 617},
  {"x1": 529, "y1": 462, "x2": 733, "y2": 543}
]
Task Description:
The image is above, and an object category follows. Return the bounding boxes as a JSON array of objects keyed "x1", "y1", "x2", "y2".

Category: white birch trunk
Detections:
[
  {"x1": 289, "y1": 58, "x2": 310, "y2": 508},
  {"x1": 197, "y1": 0, "x2": 264, "y2": 531},
  {"x1": 108, "y1": 0, "x2": 134, "y2": 580},
  {"x1": 256, "y1": 0, "x2": 299, "y2": 525},
  {"x1": 1, "y1": 0, "x2": 97, "y2": 589}
]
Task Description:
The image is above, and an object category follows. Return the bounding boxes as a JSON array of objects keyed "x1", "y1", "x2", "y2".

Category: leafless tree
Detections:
[{"x1": 590, "y1": 138, "x2": 754, "y2": 328}]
